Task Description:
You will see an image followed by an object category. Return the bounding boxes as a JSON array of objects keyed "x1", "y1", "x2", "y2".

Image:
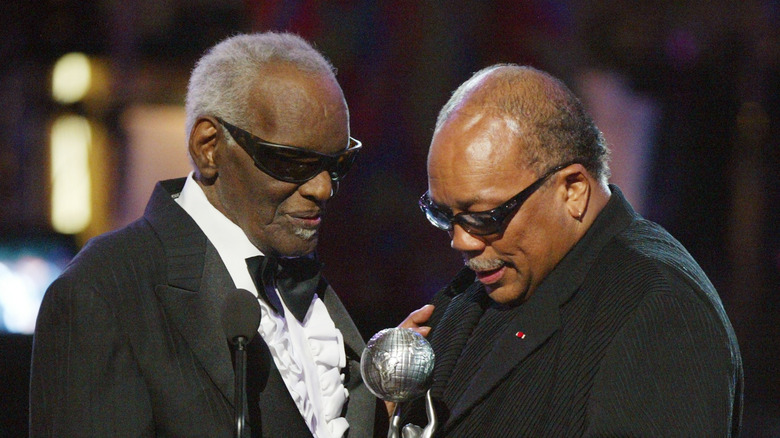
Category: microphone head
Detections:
[{"x1": 221, "y1": 288, "x2": 262, "y2": 344}]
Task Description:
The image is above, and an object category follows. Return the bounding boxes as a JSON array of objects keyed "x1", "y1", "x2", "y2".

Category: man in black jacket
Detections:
[
  {"x1": 30, "y1": 32, "x2": 382, "y2": 437},
  {"x1": 403, "y1": 64, "x2": 742, "y2": 436}
]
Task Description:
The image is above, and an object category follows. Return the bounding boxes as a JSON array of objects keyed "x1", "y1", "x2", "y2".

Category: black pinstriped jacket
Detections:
[{"x1": 404, "y1": 186, "x2": 742, "y2": 437}]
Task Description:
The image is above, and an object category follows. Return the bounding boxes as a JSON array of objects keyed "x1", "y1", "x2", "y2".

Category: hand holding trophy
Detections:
[{"x1": 360, "y1": 327, "x2": 437, "y2": 438}]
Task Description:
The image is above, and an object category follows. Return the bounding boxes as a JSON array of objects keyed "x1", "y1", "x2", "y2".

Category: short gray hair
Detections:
[
  {"x1": 435, "y1": 64, "x2": 610, "y2": 182},
  {"x1": 185, "y1": 32, "x2": 337, "y2": 139}
]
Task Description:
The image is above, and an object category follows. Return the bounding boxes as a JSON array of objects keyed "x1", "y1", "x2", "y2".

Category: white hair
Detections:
[{"x1": 184, "y1": 32, "x2": 337, "y2": 139}]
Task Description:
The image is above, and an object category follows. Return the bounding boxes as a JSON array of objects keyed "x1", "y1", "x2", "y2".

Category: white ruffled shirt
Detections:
[{"x1": 174, "y1": 173, "x2": 349, "y2": 438}]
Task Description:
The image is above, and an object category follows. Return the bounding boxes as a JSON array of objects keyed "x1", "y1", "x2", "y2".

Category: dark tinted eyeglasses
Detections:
[
  {"x1": 216, "y1": 117, "x2": 362, "y2": 184},
  {"x1": 418, "y1": 162, "x2": 574, "y2": 236}
]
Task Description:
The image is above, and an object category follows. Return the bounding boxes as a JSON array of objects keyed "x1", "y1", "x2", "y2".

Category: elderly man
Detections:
[
  {"x1": 30, "y1": 32, "x2": 382, "y2": 437},
  {"x1": 402, "y1": 65, "x2": 743, "y2": 436}
]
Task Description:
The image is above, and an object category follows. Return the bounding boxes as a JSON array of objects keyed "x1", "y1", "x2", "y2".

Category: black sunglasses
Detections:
[
  {"x1": 418, "y1": 162, "x2": 575, "y2": 236},
  {"x1": 215, "y1": 116, "x2": 362, "y2": 184}
]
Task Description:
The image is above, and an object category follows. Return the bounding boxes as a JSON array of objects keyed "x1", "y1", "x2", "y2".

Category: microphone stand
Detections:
[
  {"x1": 233, "y1": 335, "x2": 250, "y2": 438},
  {"x1": 222, "y1": 288, "x2": 261, "y2": 438}
]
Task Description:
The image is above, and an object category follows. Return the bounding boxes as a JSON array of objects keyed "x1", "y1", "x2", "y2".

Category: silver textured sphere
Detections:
[{"x1": 360, "y1": 327, "x2": 435, "y2": 403}]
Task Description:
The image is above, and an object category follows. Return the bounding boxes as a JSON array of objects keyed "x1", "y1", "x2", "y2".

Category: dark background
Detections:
[{"x1": 1, "y1": 1, "x2": 777, "y2": 436}]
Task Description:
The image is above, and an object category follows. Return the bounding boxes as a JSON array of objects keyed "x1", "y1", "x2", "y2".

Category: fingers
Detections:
[
  {"x1": 399, "y1": 304, "x2": 434, "y2": 337},
  {"x1": 408, "y1": 304, "x2": 435, "y2": 325},
  {"x1": 416, "y1": 325, "x2": 432, "y2": 337}
]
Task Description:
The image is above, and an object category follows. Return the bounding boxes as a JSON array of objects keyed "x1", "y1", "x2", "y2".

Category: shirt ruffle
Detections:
[{"x1": 259, "y1": 295, "x2": 349, "y2": 438}]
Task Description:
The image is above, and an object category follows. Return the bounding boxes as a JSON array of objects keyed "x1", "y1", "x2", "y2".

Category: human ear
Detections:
[
  {"x1": 562, "y1": 165, "x2": 590, "y2": 221},
  {"x1": 188, "y1": 117, "x2": 220, "y2": 184}
]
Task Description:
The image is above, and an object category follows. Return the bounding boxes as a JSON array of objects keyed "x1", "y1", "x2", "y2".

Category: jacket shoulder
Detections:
[{"x1": 50, "y1": 218, "x2": 165, "y2": 298}]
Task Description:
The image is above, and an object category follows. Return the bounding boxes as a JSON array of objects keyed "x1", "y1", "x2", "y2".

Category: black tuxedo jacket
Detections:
[
  {"x1": 404, "y1": 186, "x2": 743, "y2": 437},
  {"x1": 30, "y1": 178, "x2": 380, "y2": 437}
]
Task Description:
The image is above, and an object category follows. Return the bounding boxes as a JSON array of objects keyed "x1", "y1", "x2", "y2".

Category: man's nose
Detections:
[
  {"x1": 450, "y1": 224, "x2": 487, "y2": 252},
  {"x1": 298, "y1": 171, "x2": 333, "y2": 201}
]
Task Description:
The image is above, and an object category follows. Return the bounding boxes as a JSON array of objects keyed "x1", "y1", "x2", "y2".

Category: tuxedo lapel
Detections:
[
  {"x1": 321, "y1": 284, "x2": 365, "y2": 359},
  {"x1": 145, "y1": 179, "x2": 237, "y2": 407},
  {"x1": 155, "y1": 245, "x2": 237, "y2": 407}
]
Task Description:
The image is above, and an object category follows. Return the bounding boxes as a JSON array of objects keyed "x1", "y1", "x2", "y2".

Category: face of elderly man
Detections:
[
  {"x1": 427, "y1": 109, "x2": 580, "y2": 305},
  {"x1": 192, "y1": 62, "x2": 350, "y2": 257}
]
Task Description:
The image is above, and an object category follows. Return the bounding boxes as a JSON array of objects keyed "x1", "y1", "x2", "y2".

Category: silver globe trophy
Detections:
[{"x1": 360, "y1": 327, "x2": 437, "y2": 438}]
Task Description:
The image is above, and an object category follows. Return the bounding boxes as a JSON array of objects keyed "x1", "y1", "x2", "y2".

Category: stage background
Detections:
[{"x1": 1, "y1": 1, "x2": 777, "y2": 436}]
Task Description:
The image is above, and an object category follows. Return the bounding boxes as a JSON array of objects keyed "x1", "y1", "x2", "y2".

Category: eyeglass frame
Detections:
[
  {"x1": 214, "y1": 116, "x2": 362, "y2": 184},
  {"x1": 418, "y1": 161, "x2": 578, "y2": 236}
]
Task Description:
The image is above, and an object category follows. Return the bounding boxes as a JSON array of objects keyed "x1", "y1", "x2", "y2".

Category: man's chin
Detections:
[
  {"x1": 485, "y1": 283, "x2": 529, "y2": 306},
  {"x1": 290, "y1": 230, "x2": 319, "y2": 256}
]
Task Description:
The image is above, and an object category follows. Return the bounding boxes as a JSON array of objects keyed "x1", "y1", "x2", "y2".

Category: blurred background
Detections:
[{"x1": 0, "y1": 0, "x2": 777, "y2": 436}]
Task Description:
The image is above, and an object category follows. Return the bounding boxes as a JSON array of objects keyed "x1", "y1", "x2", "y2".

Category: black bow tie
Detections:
[{"x1": 245, "y1": 255, "x2": 324, "y2": 322}]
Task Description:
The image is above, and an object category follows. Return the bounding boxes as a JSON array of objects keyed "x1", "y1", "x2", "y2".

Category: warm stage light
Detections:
[
  {"x1": 50, "y1": 115, "x2": 92, "y2": 234},
  {"x1": 52, "y1": 52, "x2": 92, "y2": 104}
]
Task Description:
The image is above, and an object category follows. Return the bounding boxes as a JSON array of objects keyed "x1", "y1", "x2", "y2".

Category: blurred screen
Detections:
[{"x1": 0, "y1": 234, "x2": 75, "y2": 334}]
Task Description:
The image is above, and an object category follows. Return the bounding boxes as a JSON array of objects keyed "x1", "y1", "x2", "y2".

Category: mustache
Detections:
[{"x1": 465, "y1": 257, "x2": 506, "y2": 272}]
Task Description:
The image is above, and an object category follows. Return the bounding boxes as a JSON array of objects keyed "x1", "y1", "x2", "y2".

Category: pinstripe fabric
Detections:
[
  {"x1": 428, "y1": 284, "x2": 487, "y2": 401},
  {"x1": 403, "y1": 186, "x2": 742, "y2": 437},
  {"x1": 442, "y1": 300, "x2": 521, "y2": 408}
]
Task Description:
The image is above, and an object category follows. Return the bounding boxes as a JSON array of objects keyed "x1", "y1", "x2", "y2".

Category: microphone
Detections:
[{"x1": 221, "y1": 288, "x2": 262, "y2": 438}]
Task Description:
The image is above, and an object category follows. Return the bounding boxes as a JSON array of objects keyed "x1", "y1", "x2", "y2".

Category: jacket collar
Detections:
[{"x1": 145, "y1": 178, "x2": 238, "y2": 405}]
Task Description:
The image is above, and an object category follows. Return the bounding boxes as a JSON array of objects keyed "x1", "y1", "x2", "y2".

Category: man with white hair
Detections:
[{"x1": 31, "y1": 32, "x2": 382, "y2": 437}]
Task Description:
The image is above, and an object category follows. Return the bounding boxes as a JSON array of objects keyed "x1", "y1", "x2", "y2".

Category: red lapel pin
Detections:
[{"x1": 516, "y1": 331, "x2": 526, "y2": 339}]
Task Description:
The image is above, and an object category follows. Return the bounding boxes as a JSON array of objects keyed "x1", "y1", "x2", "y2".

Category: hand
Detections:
[{"x1": 398, "y1": 304, "x2": 435, "y2": 337}]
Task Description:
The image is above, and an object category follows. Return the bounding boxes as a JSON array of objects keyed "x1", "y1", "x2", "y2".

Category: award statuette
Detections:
[{"x1": 360, "y1": 327, "x2": 437, "y2": 438}]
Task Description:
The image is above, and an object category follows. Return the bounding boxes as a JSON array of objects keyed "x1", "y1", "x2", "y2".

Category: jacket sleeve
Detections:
[
  {"x1": 586, "y1": 290, "x2": 741, "y2": 437},
  {"x1": 29, "y1": 273, "x2": 154, "y2": 437}
]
